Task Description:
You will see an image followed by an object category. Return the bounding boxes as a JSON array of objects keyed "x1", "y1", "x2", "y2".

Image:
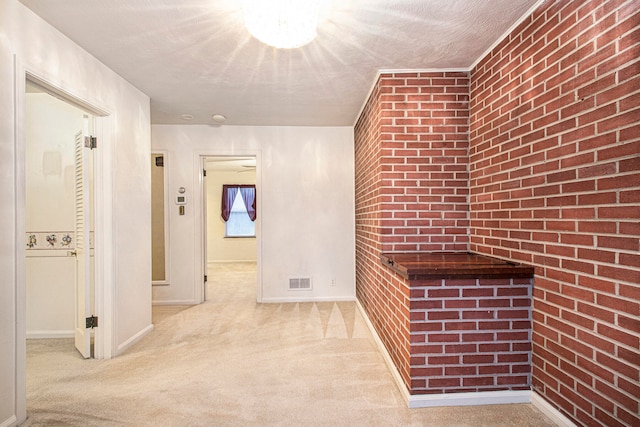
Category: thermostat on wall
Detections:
[{"x1": 175, "y1": 195, "x2": 187, "y2": 205}]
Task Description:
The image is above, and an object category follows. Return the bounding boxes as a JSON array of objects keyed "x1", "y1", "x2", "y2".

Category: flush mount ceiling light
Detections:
[{"x1": 242, "y1": 0, "x2": 320, "y2": 49}]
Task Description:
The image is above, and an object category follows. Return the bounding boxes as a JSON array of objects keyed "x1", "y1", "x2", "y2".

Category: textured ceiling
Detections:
[{"x1": 20, "y1": 0, "x2": 540, "y2": 126}]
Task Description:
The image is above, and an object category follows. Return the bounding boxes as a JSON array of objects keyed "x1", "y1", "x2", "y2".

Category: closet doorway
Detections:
[{"x1": 24, "y1": 79, "x2": 97, "y2": 358}]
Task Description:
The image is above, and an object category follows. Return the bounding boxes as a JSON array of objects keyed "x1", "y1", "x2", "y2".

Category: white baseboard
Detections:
[
  {"x1": 408, "y1": 390, "x2": 530, "y2": 408},
  {"x1": 260, "y1": 296, "x2": 357, "y2": 303},
  {"x1": 531, "y1": 391, "x2": 578, "y2": 427},
  {"x1": 26, "y1": 330, "x2": 74, "y2": 339},
  {"x1": 356, "y1": 300, "x2": 534, "y2": 409},
  {"x1": 151, "y1": 281, "x2": 169, "y2": 286},
  {"x1": 116, "y1": 324, "x2": 153, "y2": 355},
  {"x1": 152, "y1": 299, "x2": 198, "y2": 306},
  {"x1": 0, "y1": 415, "x2": 17, "y2": 427},
  {"x1": 208, "y1": 260, "x2": 256, "y2": 265}
]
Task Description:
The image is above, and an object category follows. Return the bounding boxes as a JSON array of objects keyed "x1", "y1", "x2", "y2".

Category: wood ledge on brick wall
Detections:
[{"x1": 380, "y1": 252, "x2": 534, "y2": 280}]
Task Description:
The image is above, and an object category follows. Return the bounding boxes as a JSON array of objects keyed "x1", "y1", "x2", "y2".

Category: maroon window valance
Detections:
[{"x1": 221, "y1": 185, "x2": 256, "y2": 222}]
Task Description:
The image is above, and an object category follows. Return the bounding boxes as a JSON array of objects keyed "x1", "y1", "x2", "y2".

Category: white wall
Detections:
[
  {"x1": 152, "y1": 125, "x2": 356, "y2": 304},
  {"x1": 206, "y1": 168, "x2": 257, "y2": 263},
  {"x1": 0, "y1": 1, "x2": 152, "y2": 425}
]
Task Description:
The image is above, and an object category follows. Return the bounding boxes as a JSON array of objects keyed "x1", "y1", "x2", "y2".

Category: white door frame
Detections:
[
  {"x1": 194, "y1": 151, "x2": 262, "y2": 303},
  {"x1": 14, "y1": 57, "x2": 115, "y2": 420}
]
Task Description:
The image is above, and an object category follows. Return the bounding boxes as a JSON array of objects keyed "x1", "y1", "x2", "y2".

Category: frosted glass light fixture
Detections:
[{"x1": 242, "y1": 0, "x2": 320, "y2": 49}]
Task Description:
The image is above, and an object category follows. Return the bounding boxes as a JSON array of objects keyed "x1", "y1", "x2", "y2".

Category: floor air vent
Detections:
[{"x1": 289, "y1": 278, "x2": 311, "y2": 290}]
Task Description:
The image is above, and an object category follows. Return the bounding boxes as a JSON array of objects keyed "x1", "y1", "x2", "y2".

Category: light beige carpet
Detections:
[{"x1": 24, "y1": 263, "x2": 557, "y2": 426}]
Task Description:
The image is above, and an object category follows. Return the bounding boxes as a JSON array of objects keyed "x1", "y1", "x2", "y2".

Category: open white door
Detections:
[{"x1": 73, "y1": 118, "x2": 93, "y2": 358}]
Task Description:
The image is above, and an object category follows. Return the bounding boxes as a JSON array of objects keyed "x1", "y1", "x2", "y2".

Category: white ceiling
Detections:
[{"x1": 20, "y1": 0, "x2": 540, "y2": 126}]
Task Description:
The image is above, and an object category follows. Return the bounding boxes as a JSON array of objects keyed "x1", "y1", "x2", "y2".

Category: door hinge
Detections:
[
  {"x1": 84, "y1": 136, "x2": 97, "y2": 149},
  {"x1": 204, "y1": 275, "x2": 208, "y2": 283},
  {"x1": 203, "y1": 169, "x2": 207, "y2": 177},
  {"x1": 86, "y1": 315, "x2": 99, "y2": 329}
]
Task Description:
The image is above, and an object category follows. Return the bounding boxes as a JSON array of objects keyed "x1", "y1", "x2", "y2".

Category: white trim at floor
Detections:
[
  {"x1": 0, "y1": 416, "x2": 17, "y2": 427},
  {"x1": 408, "y1": 390, "x2": 530, "y2": 408},
  {"x1": 356, "y1": 299, "x2": 577, "y2": 424},
  {"x1": 26, "y1": 331, "x2": 74, "y2": 339},
  {"x1": 531, "y1": 391, "x2": 578, "y2": 427},
  {"x1": 152, "y1": 300, "x2": 199, "y2": 306},
  {"x1": 208, "y1": 260, "x2": 257, "y2": 265},
  {"x1": 262, "y1": 296, "x2": 356, "y2": 303},
  {"x1": 115, "y1": 324, "x2": 153, "y2": 355}
]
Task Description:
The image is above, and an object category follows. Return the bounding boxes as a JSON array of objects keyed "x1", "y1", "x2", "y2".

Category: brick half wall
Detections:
[{"x1": 410, "y1": 277, "x2": 532, "y2": 394}]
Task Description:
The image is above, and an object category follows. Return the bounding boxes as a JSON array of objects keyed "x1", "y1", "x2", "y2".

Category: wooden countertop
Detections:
[{"x1": 380, "y1": 252, "x2": 534, "y2": 280}]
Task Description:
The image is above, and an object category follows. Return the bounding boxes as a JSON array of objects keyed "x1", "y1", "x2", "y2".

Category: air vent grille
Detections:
[{"x1": 289, "y1": 278, "x2": 311, "y2": 290}]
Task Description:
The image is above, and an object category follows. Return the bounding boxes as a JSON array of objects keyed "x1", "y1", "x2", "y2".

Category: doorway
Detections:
[
  {"x1": 202, "y1": 156, "x2": 258, "y2": 302},
  {"x1": 24, "y1": 79, "x2": 97, "y2": 358},
  {"x1": 16, "y1": 69, "x2": 114, "y2": 363}
]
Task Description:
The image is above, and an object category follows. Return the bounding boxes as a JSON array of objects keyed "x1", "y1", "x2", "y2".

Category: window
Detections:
[{"x1": 221, "y1": 185, "x2": 256, "y2": 237}]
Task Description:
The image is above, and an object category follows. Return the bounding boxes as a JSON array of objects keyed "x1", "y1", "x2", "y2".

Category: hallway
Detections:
[{"x1": 25, "y1": 263, "x2": 555, "y2": 426}]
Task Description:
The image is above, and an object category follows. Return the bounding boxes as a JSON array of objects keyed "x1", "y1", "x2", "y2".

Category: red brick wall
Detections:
[
  {"x1": 376, "y1": 266, "x2": 412, "y2": 389},
  {"x1": 410, "y1": 277, "x2": 532, "y2": 394},
  {"x1": 378, "y1": 72, "x2": 470, "y2": 252},
  {"x1": 354, "y1": 76, "x2": 380, "y2": 326},
  {"x1": 469, "y1": 1, "x2": 640, "y2": 426},
  {"x1": 356, "y1": 1, "x2": 638, "y2": 423},
  {"x1": 355, "y1": 79, "x2": 412, "y2": 388},
  {"x1": 355, "y1": 72, "x2": 472, "y2": 392}
]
